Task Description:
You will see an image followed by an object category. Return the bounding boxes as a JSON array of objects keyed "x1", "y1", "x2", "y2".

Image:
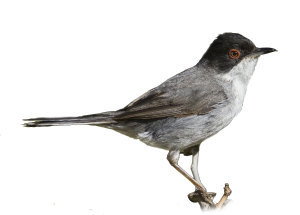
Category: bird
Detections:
[{"x1": 23, "y1": 33, "x2": 276, "y2": 207}]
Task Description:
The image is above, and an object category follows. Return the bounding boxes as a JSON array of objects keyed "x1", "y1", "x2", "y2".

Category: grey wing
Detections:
[{"x1": 114, "y1": 68, "x2": 227, "y2": 120}]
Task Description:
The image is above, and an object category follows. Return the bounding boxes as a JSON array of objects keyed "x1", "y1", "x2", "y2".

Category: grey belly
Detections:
[{"x1": 101, "y1": 107, "x2": 235, "y2": 151}]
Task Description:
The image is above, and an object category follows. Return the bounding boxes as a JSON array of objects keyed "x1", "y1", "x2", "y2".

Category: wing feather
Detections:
[{"x1": 114, "y1": 67, "x2": 227, "y2": 120}]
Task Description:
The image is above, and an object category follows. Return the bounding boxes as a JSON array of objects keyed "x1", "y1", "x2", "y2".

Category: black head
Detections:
[{"x1": 200, "y1": 33, "x2": 257, "y2": 73}]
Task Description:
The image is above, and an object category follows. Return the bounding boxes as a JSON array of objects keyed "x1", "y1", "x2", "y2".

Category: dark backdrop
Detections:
[{"x1": 0, "y1": 0, "x2": 300, "y2": 215}]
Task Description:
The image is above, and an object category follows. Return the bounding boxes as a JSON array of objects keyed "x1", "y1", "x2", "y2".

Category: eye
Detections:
[{"x1": 229, "y1": 49, "x2": 240, "y2": 59}]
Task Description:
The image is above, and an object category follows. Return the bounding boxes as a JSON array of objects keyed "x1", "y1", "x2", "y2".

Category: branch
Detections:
[{"x1": 188, "y1": 183, "x2": 232, "y2": 211}]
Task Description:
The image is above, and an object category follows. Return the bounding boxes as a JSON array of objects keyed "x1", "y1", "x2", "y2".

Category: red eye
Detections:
[{"x1": 229, "y1": 49, "x2": 240, "y2": 59}]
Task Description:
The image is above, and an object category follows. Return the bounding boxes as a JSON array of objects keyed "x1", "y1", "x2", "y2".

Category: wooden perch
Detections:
[{"x1": 188, "y1": 183, "x2": 235, "y2": 214}]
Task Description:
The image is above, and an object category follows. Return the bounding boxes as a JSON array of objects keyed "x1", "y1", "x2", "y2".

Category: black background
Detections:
[{"x1": 0, "y1": 0, "x2": 300, "y2": 215}]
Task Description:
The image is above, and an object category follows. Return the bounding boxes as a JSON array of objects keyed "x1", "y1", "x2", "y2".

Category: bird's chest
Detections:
[{"x1": 228, "y1": 76, "x2": 248, "y2": 116}]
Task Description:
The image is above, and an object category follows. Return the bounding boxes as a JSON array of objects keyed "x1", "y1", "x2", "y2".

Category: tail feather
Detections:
[{"x1": 23, "y1": 112, "x2": 118, "y2": 127}]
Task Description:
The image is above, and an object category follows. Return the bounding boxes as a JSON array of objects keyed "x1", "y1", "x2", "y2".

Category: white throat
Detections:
[{"x1": 220, "y1": 57, "x2": 259, "y2": 115}]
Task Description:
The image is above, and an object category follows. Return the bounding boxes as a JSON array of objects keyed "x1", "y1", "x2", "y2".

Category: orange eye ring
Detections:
[{"x1": 229, "y1": 49, "x2": 240, "y2": 59}]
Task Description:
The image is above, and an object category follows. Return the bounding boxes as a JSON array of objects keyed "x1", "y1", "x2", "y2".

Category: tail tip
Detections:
[{"x1": 23, "y1": 122, "x2": 36, "y2": 127}]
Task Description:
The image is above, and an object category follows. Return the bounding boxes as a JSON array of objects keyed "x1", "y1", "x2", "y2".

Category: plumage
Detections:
[{"x1": 23, "y1": 33, "x2": 276, "y2": 207}]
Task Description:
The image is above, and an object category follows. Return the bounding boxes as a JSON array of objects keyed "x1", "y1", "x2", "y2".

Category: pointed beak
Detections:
[{"x1": 250, "y1": 47, "x2": 277, "y2": 57}]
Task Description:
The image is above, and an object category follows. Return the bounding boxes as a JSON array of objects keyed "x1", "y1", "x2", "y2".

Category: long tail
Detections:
[{"x1": 23, "y1": 112, "x2": 118, "y2": 127}]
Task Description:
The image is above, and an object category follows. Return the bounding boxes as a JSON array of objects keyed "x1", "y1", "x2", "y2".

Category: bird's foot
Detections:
[{"x1": 188, "y1": 183, "x2": 232, "y2": 211}]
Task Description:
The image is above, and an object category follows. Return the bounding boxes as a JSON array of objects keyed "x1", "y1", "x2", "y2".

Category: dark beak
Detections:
[{"x1": 251, "y1": 47, "x2": 277, "y2": 57}]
